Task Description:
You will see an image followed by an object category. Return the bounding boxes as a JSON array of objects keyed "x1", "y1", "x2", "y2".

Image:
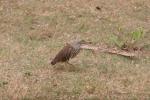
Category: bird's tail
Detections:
[{"x1": 51, "y1": 59, "x2": 56, "y2": 65}]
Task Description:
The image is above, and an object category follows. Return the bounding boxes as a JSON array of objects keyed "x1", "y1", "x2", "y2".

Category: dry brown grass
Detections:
[{"x1": 0, "y1": 0, "x2": 150, "y2": 100}]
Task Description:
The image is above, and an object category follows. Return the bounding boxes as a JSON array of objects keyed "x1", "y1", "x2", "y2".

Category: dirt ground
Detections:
[{"x1": 0, "y1": 0, "x2": 150, "y2": 100}]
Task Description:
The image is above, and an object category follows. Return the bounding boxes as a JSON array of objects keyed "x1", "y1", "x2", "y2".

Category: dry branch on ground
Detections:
[{"x1": 81, "y1": 44, "x2": 149, "y2": 58}]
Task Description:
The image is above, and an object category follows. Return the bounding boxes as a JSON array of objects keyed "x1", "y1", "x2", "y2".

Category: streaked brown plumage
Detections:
[{"x1": 51, "y1": 40, "x2": 89, "y2": 65}]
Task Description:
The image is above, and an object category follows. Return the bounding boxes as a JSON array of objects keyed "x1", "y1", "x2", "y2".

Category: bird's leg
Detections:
[
  {"x1": 66, "y1": 61, "x2": 74, "y2": 66},
  {"x1": 65, "y1": 61, "x2": 76, "y2": 71}
]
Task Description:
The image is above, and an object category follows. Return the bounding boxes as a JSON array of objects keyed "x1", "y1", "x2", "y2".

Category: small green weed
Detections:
[
  {"x1": 110, "y1": 28, "x2": 145, "y2": 50},
  {"x1": 131, "y1": 27, "x2": 144, "y2": 44},
  {"x1": 109, "y1": 34, "x2": 124, "y2": 48}
]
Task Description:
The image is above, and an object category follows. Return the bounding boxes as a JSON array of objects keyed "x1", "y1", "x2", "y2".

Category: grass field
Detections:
[{"x1": 0, "y1": 0, "x2": 150, "y2": 99}]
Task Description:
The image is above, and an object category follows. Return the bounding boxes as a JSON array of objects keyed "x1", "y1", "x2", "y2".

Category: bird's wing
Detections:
[
  {"x1": 52, "y1": 44, "x2": 73, "y2": 63},
  {"x1": 70, "y1": 48, "x2": 80, "y2": 58}
]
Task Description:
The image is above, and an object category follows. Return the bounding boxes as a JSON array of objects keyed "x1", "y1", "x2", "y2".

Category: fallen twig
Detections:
[{"x1": 81, "y1": 44, "x2": 138, "y2": 57}]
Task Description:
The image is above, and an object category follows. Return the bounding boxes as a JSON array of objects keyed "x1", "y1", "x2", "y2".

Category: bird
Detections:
[{"x1": 51, "y1": 40, "x2": 90, "y2": 65}]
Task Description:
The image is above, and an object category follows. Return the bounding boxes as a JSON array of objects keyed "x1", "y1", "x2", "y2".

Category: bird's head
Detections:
[{"x1": 69, "y1": 39, "x2": 92, "y2": 49}]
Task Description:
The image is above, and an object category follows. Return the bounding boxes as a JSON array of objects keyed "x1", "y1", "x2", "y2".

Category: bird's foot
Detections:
[{"x1": 65, "y1": 62, "x2": 76, "y2": 72}]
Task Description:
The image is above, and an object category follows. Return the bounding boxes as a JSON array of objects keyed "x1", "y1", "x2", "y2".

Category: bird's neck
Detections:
[{"x1": 66, "y1": 43, "x2": 80, "y2": 49}]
